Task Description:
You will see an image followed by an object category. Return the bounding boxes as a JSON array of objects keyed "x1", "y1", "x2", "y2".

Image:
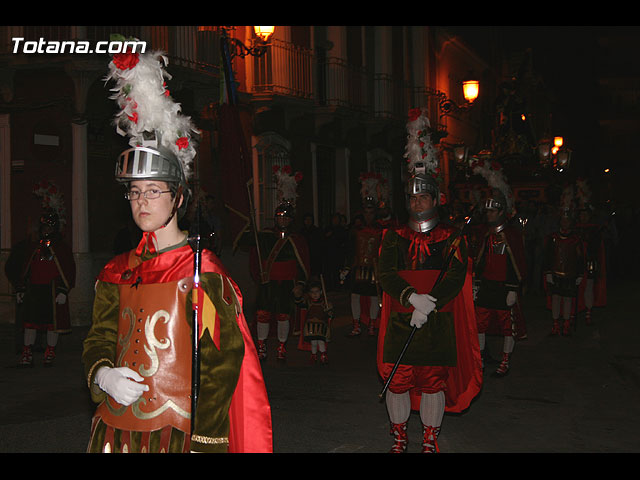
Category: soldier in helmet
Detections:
[
  {"x1": 82, "y1": 50, "x2": 272, "y2": 453},
  {"x1": 471, "y1": 166, "x2": 527, "y2": 377},
  {"x1": 246, "y1": 166, "x2": 310, "y2": 362},
  {"x1": 6, "y1": 183, "x2": 75, "y2": 368},
  {"x1": 543, "y1": 186, "x2": 585, "y2": 336},
  {"x1": 342, "y1": 173, "x2": 385, "y2": 336},
  {"x1": 376, "y1": 108, "x2": 481, "y2": 453}
]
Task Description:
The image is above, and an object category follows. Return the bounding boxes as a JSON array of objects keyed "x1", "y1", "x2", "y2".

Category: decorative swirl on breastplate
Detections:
[{"x1": 140, "y1": 309, "x2": 171, "y2": 377}]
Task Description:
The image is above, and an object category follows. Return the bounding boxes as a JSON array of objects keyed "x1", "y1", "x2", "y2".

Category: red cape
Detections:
[
  {"x1": 376, "y1": 262, "x2": 482, "y2": 413},
  {"x1": 99, "y1": 245, "x2": 273, "y2": 453}
]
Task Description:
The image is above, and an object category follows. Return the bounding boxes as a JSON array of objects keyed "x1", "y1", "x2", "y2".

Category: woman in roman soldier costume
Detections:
[
  {"x1": 81, "y1": 48, "x2": 272, "y2": 453},
  {"x1": 470, "y1": 161, "x2": 527, "y2": 377},
  {"x1": 376, "y1": 108, "x2": 481, "y2": 453},
  {"x1": 7, "y1": 181, "x2": 75, "y2": 367},
  {"x1": 245, "y1": 165, "x2": 310, "y2": 362},
  {"x1": 543, "y1": 185, "x2": 585, "y2": 336}
]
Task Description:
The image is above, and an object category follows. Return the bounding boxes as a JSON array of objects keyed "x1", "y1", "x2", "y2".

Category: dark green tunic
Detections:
[{"x1": 378, "y1": 224, "x2": 468, "y2": 366}]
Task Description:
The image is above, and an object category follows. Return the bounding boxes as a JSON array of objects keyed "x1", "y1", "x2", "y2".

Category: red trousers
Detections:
[
  {"x1": 380, "y1": 363, "x2": 448, "y2": 395},
  {"x1": 475, "y1": 306, "x2": 512, "y2": 336}
]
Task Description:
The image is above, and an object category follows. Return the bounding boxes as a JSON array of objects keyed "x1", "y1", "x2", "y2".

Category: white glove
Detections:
[
  {"x1": 410, "y1": 309, "x2": 429, "y2": 329},
  {"x1": 506, "y1": 291, "x2": 517, "y2": 306},
  {"x1": 55, "y1": 292, "x2": 67, "y2": 304},
  {"x1": 16, "y1": 292, "x2": 24, "y2": 304},
  {"x1": 575, "y1": 277, "x2": 583, "y2": 286},
  {"x1": 94, "y1": 366, "x2": 149, "y2": 406},
  {"x1": 408, "y1": 292, "x2": 437, "y2": 316},
  {"x1": 545, "y1": 273, "x2": 554, "y2": 284}
]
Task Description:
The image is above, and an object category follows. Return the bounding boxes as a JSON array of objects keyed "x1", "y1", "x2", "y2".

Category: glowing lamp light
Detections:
[
  {"x1": 462, "y1": 80, "x2": 479, "y2": 104},
  {"x1": 554, "y1": 136, "x2": 564, "y2": 148},
  {"x1": 254, "y1": 26, "x2": 275, "y2": 42}
]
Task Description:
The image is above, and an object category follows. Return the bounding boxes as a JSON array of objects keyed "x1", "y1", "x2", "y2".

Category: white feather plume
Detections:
[
  {"x1": 105, "y1": 48, "x2": 199, "y2": 180},
  {"x1": 404, "y1": 107, "x2": 439, "y2": 176},
  {"x1": 472, "y1": 160, "x2": 514, "y2": 214}
]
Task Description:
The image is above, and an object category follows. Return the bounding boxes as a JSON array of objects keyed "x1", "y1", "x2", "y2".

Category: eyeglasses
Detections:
[{"x1": 125, "y1": 189, "x2": 171, "y2": 201}]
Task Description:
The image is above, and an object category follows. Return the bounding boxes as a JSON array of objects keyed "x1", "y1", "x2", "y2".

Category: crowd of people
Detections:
[{"x1": 4, "y1": 51, "x2": 624, "y2": 454}]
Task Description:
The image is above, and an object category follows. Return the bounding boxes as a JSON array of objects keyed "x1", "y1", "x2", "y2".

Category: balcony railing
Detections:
[{"x1": 1, "y1": 26, "x2": 441, "y2": 123}]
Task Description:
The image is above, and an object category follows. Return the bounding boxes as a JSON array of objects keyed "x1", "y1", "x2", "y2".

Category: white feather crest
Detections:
[
  {"x1": 404, "y1": 107, "x2": 439, "y2": 176},
  {"x1": 472, "y1": 160, "x2": 514, "y2": 214},
  {"x1": 105, "y1": 48, "x2": 199, "y2": 180},
  {"x1": 273, "y1": 165, "x2": 302, "y2": 206}
]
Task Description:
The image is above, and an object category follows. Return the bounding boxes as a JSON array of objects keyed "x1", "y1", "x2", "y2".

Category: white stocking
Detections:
[
  {"x1": 310, "y1": 340, "x2": 318, "y2": 354},
  {"x1": 419, "y1": 391, "x2": 445, "y2": 428},
  {"x1": 350, "y1": 294, "x2": 361, "y2": 320},
  {"x1": 277, "y1": 319, "x2": 289, "y2": 343},
  {"x1": 24, "y1": 328, "x2": 36, "y2": 346},
  {"x1": 257, "y1": 322, "x2": 270, "y2": 341},
  {"x1": 562, "y1": 297, "x2": 572, "y2": 320},
  {"x1": 584, "y1": 279, "x2": 594, "y2": 309},
  {"x1": 46, "y1": 330, "x2": 59, "y2": 347},
  {"x1": 503, "y1": 335, "x2": 515, "y2": 354},
  {"x1": 551, "y1": 295, "x2": 561, "y2": 319},
  {"x1": 385, "y1": 391, "x2": 411, "y2": 425},
  {"x1": 370, "y1": 296, "x2": 380, "y2": 320},
  {"x1": 478, "y1": 332, "x2": 486, "y2": 351}
]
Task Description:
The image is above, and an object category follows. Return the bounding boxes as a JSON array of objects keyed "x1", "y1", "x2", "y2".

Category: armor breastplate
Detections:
[
  {"x1": 551, "y1": 235, "x2": 579, "y2": 277},
  {"x1": 95, "y1": 277, "x2": 193, "y2": 433},
  {"x1": 489, "y1": 234, "x2": 507, "y2": 255},
  {"x1": 353, "y1": 227, "x2": 381, "y2": 283}
]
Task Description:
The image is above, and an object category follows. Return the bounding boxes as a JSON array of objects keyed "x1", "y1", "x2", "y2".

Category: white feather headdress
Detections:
[
  {"x1": 472, "y1": 159, "x2": 514, "y2": 215},
  {"x1": 404, "y1": 107, "x2": 439, "y2": 176},
  {"x1": 273, "y1": 165, "x2": 303, "y2": 206},
  {"x1": 33, "y1": 180, "x2": 66, "y2": 228},
  {"x1": 105, "y1": 44, "x2": 200, "y2": 180},
  {"x1": 359, "y1": 172, "x2": 388, "y2": 206}
]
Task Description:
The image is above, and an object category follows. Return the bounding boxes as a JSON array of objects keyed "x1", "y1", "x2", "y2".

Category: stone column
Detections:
[{"x1": 66, "y1": 61, "x2": 102, "y2": 326}]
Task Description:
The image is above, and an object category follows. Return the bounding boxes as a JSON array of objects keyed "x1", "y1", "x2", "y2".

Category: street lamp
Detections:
[
  {"x1": 221, "y1": 26, "x2": 275, "y2": 59},
  {"x1": 462, "y1": 80, "x2": 479, "y2": 104},
  {"x1": 440, "y1": 78, "x2": 480, "y2": 114}
]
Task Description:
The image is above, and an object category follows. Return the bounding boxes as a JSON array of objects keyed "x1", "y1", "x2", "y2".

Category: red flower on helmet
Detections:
[
  {"x1": 176, "y1": 137, "x2": 189, "y2": 150},
  {"x1": 294, "y1": 172, "x2": 303, "y2": 182},
  {"x1": 113, "y1": 50, "x2": 140, "y2": 70},
  {"x1": 408, "y1": 108, "x2": 422, "y2": 121},
  {"x1": 272, "y1": 165, "x2": 280, "y2": 173},
  {"x1": 282, "y1": 165, "x2": 292, "y2": 174}
]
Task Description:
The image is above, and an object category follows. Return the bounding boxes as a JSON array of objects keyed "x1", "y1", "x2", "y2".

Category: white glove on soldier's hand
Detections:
[
  {"x1": 506, "y1": 290, "x2": 517, "y2": 306},
  {"x1": 16, "y1": 292, "x2": 24, "y2": 304},
  {"x1": 94, "y1": 366, "x2": 149, "y2": 406},
  {"x1": 55, "y1": 292, "x2": 67, "y2": 304},
  {"x1": 408, "y1": 292, "x2": 437, "y2": 316},
  {"x1": 575, "y1": 277, "x2": 583, "y2": 286},
  {"x1": 545, "y1": 273, "x2": 554, "y2": 284},
  {"x1": 410, "y1": 309, "x2": 429, "y2": 329}
]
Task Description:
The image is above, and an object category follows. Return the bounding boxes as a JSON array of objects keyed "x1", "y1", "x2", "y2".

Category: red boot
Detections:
[
  {"x1": 421, "y1": 425, "x2": 441, "y2": 453},
  {"x1": 348, "y1": 320, "x2": 361, "y2": 336},
  {"x1": 43, "y1": 345, "x2": 56, "y2": 367},
  {"x1": 18, "y1": 345, "x2": 33, "y2": 368},
  {"x1": 276, "y1": 342, "x2": 286, "y2": 361},
  {"x1": 492, "y1": 352, "x2": 510, "y2": 377},
  {"x1": 389, "y1": 422, "x2": 408, "y2": 453},
  {"x1": 320, "y1": 351, "x2": 328, "y2": 365},
  {"x1": 551, "y1": 320, "x2": 560, "y2": 336},
  {"x1": 257, "y1": 340, "x2": 267, "y2": 361}
]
